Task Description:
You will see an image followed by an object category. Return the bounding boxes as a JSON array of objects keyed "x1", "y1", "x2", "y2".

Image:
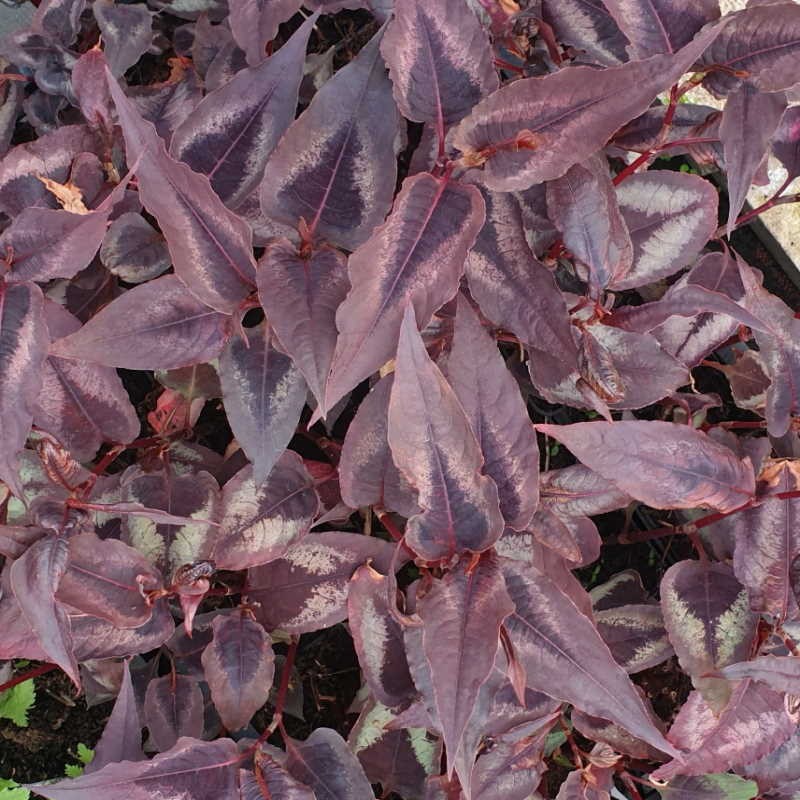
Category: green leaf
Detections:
[
  {"x1": 0, "y1": 778, "x2": 30, "y2": 800},
  {"x1": 0, "y1": 680, "x2": 35, "y2": 727},
  {"x1": 76, "y1": 743, "x2": 94, "y2": 765},
  {"x1": 64, "y1": 764, "x2": 84, "y2": 778}
]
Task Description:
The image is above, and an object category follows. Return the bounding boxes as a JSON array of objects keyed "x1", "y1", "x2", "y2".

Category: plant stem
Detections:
[
  {"x1": 715, "y1": 176, "x2": 800, "y2": 237},
  {"x1": 614, "y1": 136, "x2": 719, "y2": 184},
  {"x1": 0, "y1": 662, "x2": 57, "y2": 694}
]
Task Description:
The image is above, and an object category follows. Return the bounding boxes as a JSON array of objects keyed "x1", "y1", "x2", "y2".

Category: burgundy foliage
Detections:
[{"x1": 1, "y1": 2, "x2": 800, "y2": 799}]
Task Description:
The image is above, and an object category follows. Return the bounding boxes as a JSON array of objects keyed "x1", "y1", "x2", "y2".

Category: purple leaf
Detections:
[
  {"x1": 419, "y1": 552, "x2": 514, "y2": 775},
  {"x1": 212, "y1": 452, "x2": 319, "y2": 571},
  {"x1": 348, "y1": 564, "x2": 416, "y2": 708},
  {"x1": 94, "y1": 0, "x2": 154, "y2": 76},
  {"x1": 732, "y1": 460, "x2": 800, "y2": 621},
  {"x1": 721, "y1": 83, "x2": 787, "y2": 235},
  {"x1": 10, "y1": 536, "x2": 79, "y2": 686},
  {"x1": 144, "y1": 674, "x2": 204, "y2": 752},
  {"x1": 465, "y1": 187, "x2": 578, "y2": 364},
  {"x1": 380, "y1": 0, "x2": 498, "y2": 126},
  {"x1": 256, "y1": 240, "x2": 349, "y2": 406},
  {"x1": 255, "y1": 754, "x2": 315, "y2": 800},
  {"x1": 349, "y1": 699, "x2": 440, "y2": 799},
  {"x1": 742, "y1": 728, "x2": 800, "y2": 792},
  {"x1": 246, "y1": 531, "x2": 397, "y2": 633},
  {"x1": 661, "y1": 559, "x2": 757, "y2": 711},
  {"x1": 718, "y1": 655, "x2": 800, "y2": 693},
  {"x1": 702, "y1": 4, "x2": 800, "y2": 95},
  {"x1": 120, "y1": 466, "x2": 220, "y2": 574},
  {"x1": 201, "y1": 612, "x2": 275, "y2": 731},
  {"x1": 171, "y1": 14, "x2": 315, "y2": 210},
  {"x1": 388, "y1": 305, "x2": 504, "y2": 561},
  {"x1": 87, "y1": 661, "x2": 145, "y2": 773},
  {"x1": 128, "y1": 61, "x2": 203, "y2": 145},
  {"x1": 540, "y1": 465, "x2": 632, "y2": 519},
  {"x1": 540, "y1": 0, "x2": 629, "y2": 67},
  {"x1": 595, "y1": 604, "x2": 674, "y2": 674},
  {"x1": 106, "y1": 67, "x2": 256, "y2": 312},
  {"x1": 0, "y1": 525, "x2": 48, "y2": 559},
  {"x1": 71, "y1": 47, "x2": 113, "y2": 130},
  {"x1": 602, "y1": 0, "x2": 719, "y2": 58},
  {"x1": 260, "y1": 28, "x2": 401, "y2": 252},
  {"x1": 659, "y1": 775, "x2": 759, "y2": 800},
  {"x1": 228, "y1": 0, "x2": 302, "y2": 66},
  {"x1": 325, "y1": 172, "x2": 485, "y2": 411},
  {"x1": 653, "y1": 682, "x2": 799, "y2": 780},
  {"x1": 0, "y1": 281, "x2": 49, "y2": 497},
  {"x1": 285, "y1": 727, "x2": 374, "y2": 800},
  {"x1": 613, "y1": 170, "x2": 719, "y2": 289},
  {"x1": 546, "y1": 154, "x2": 633, "y2": 294},
  {"x1": 49, "y1": 275, "x2": 230, "y2": 370},
  {"x1": 69, "y1": 600, "x2": 174, "y2": 661},
  {"x1": 446, "y1": 295, "x2": 540, "y2": 530},
  {"x1": 28, "y1": 737, "x2": 241, "y2": 799},
  {"x1": 56, "y1": 532, "x2": 162, "y2": 629},
  {"x1": 469, "y1": 733, "x2": 548, "y2": 800},
  {"x1": 338, "y1": 373, "x2": 419, "y2": 517},
  {"x1": 452, "y1": 27, "x2": 721, "y2": 190},
  {"x1": 502, "y1": 557, "x2": 681, "y2": 758},
  {"x1": 34, "y1": 301, "x2": 140, "y2": 460},
  {"x1": 536, "y1": 421, "x2": 755, "y2": 513},
  {"x1": 773, "y1": 106, "x2": 800, "y2": 181},
  {"x1": 572, "y1": 709, "x2": 668, "y2": 761},
  {"x1": 100, "y1": 212, "x2": 171, "y2": 283},
  {"x1": 0, "y1": 124, "x2": 97, "y2": 217},
  {"x1": 218, "y1": 323, "x2": 307, "y2": 486}
]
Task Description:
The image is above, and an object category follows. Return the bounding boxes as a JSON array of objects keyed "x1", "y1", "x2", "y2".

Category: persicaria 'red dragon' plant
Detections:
[{"x1": 2, "y1": 0, "x2": 800, "y2": 797}]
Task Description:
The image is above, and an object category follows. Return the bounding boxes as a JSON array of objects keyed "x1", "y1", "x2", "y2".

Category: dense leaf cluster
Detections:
[{"x1": 1, "y1": 0, "x2": 800, "y2": 798}]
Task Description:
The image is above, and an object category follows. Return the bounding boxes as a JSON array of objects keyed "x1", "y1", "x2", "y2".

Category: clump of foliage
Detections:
[{"x1": 1, "y1": 0, "x2": 800, "y2": 798}]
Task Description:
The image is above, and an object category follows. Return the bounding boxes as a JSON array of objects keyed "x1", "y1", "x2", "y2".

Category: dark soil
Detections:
[{"x1": 0, "y1": 671, "x2": 109, "y2": 785}]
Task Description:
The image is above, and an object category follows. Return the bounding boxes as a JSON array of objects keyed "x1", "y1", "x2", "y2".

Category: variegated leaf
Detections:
[
  {"x1": 338, "y1": 373, "x2": 419, "y2": 518},
  {"x1": 381, "y1": 0, "x2": 498, "y2": 126},
  {"x1": 212, "y1": 452, "x2": 319, "y2": 571},
  {"x1": 546, "y1": 154, "x2": 633, "y2": 294},
  {"x1": 144, "y1": 674, "x2": 204, "y2": 753},
  {"x1": 325, "y1": 172, "x2": 484, "y2": 411},
  {"x1": 201, "y1": 613, "x2": 275, "y2": 731},
  {"x1": 218, "y1": 323, "x2": 307, "y2": 486},
  {"x1": 595, "y1": 604, "x2": 674, "y2": 674},
  {"x1": 106, "y1": 66, "x2": 256, "y2": 312},
  {"x1": 10, "y1": 535, "x2": 79, "y2": 686},
  {"x1": 35, "y1": 300, "x2": 139, "y2": 460},
  {"x1": 502, "y1": 557, "x2": 681, "y2": 758},
  {"x1": 536, "y1": 421, "x2": 756, "y2": 513},
  {"x1": 419, "y1": 553, "x2": 514, "y2": 775},
  {"x1": 121, "y1": 467, "x2": 220, "y2": 575},
  {"x1": 171, "y1": 14, "x2": 315, "y2": 210},
  {"x1": 446, "y1": 295, "x2": 539, "y2": 530},
  {"x1": 100, "y1": 212, "x2": 171, "y2": 284},
  {"x1": 349, "y1": 699, "x2": 440, "y2": 799},
  {"x1": 602, "y1": 0, "x2": 719, "y2": 58},
  {"x1": 348, "y1": 563, "x2": 416, "y2": 709},
  {"x1": 49, "y1": 275, "x2": 230, "y2": 370},
  {"x1": 256, "y1": 240, "x2": 349, "y2": 407},
  {"x1": 94, "y1": 0, "x2": 153, "y2": 76},
  {"x1": 732, "y1": 461, "x2": 800, "y2": 621},
  {"x1": 742, "y1": 728, "x2": 800, "y2": 792},
  {"x1": 285, "y1": 728, "x2": 374, "y2": 799},
  {"x1": 0, "y1": 281, "x2": 49, "y2": 497},
  {"x1": 246, "y1": 532, "x2": 397, "y2": 633},
  {"x1": 613, "y1": 170, "x2": 719, "y2": 289},
  {"x1": 260, "y1": 28, "x2": 401, "y2": 251},
  {"x1": 662, "y1": 561, "x2": 759, "y2": 704},
  {"x1": 56, "y1": 532, "x2": 162, "y2": 629},
  {"x1": 653, "y1": 682, "x2": 799, "y2": 780},
  {"x1": 718, "y1": 655, "x2": 800, "y2": 694},
  {"x1": 388, "y1": 305, "x2": 504, "y2": 561},
  {"x1": 702, "y1": 4, "x2": 800, "y2": 95},
  {"x1": 228, "y1": 0, "x2": 302, "y2": 66},
  {"x1": 28, "y1": 738, "x2": 241, "y2": 800},
  {"x1": 453, "y1": 27, "x2": 721, "y2": 190}
]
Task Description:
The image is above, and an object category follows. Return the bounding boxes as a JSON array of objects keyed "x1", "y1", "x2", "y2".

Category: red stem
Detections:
[
  {"x1": 716, "y1": 177, "x2": 800, "y2": 237},
  {"x1": 0, "y1": 663, "x2": 57, "y2": 695},
  {"x1": 614, "y1": 136, "x2": 719, "y2": 185}
]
